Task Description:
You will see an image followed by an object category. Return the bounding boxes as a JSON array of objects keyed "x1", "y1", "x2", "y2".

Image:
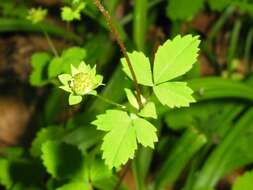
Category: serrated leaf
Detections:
[
  {"x1": 48, "y1": 47, "x2": 86, "y2": 78},
  {"x1": 92, "y1": 110, "x2": 130, "y2": 131},
  {"x1": 153, "y1": 82, "x2": 195, "y2": 108},
  {"x1": 167, "y1": 0, "x2": 204, "y2": 21},
  {"x1": 133, "y1": 118, "x2": 158, "y2": 148},
  {"x1": 153, "y1": 35, "x2": 200, "y2": 84},
  {"x1": 30, "y1": 126, "x2": 65, "y2": 157},
  {"x1": 92, "y1": 110, "x2": 158, "y2": 168},
  {"x1": 232, "y1": 171, "x2": 253, "y2": 190},
  {"x1": 41, "y1": 141, "x2": 86, "y2": 180},
  {"x1": 97, "y1": 110, "x2": 137, "y2": 168},
  {"x1": 102, "y1": 124, "x2": 137, "y2": 169},
  {"x1": 56, "y1": 182, "x2": 91, "y2": 190},
  {"x1": 139, "y1": 102, "x2": 157, "y2": 119},
  {"x1": 121, "y1": 51, "x2": 153, "y2": 86},
  {"x1": 30, "y1": 52, "x2": 51, "y2": 86}
]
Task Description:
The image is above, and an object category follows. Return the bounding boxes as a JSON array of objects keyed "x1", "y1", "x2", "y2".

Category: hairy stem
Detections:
[{"x1": 93, "y1": 0, "x2": 143, "y2": 109}]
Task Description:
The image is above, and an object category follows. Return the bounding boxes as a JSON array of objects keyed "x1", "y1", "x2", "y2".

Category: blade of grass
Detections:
[
  {"x1": 227, "y1": 18, "x2": 242, "y2": 75},
  {"x1": 133, "y1": 0, "x2": 147, "y2": 51},
  {"x1": 244, "y1": 28, "x2": 253, "y2": 75},
  {"x1": 0, "y1": 18, "x2": 81, "y2": 44},
  {"x1": 154, "y1": 128, "x2": 207, "y2": 190}
]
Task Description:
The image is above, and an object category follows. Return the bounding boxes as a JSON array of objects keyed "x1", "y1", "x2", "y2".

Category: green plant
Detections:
[{"x1": 1, "y1": 0, "x2": 253, "y2": 190}]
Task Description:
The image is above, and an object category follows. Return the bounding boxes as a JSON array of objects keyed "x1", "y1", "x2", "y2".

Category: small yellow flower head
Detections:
[
  {"x1": 58, "y1": 61, "x2": 103, "y2": 105},
  {"x1": 27, "y1": 7, "x2": 48, "y2": 24}
]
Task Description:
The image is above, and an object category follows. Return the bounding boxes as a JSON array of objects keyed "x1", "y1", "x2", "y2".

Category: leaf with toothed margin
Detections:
[
  {"x1": 92, "y1": 110, "x2": 158, "y2": 168},
  {"x1": 153, "y1": 35, "x2": 200, "y2": 84},
  {"x1": 121, "y1": 51, "x2": 153, "y2": 86},
  {"x1": 153, "y1": 82, "x2": 195, "y2": 108}
]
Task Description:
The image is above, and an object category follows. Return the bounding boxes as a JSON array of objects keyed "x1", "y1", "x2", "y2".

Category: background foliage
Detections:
[{"x1": 0, "y1": 0, "x2": 253, "y2": 190}]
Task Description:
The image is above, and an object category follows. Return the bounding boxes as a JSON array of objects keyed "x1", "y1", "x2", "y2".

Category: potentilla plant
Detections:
[
  {"x1": 26, "y1": 0, "x2": 200, "y2": 188},
  {"x1": 56, "y1": 12, "x2": 200, "y2": 170}
]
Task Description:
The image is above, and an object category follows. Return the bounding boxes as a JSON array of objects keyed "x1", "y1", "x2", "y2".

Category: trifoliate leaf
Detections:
[
  {"x1": 167, "y1": 0, "x2": 204, "y2": 21},
  {"x1": 56, "y1": 182, "x2": 91, "y2": 190},
  {"x1": 153, "y1": 82, "x2": 195, "y2": 108},
  {"x1": 138, "y1": 102, "x2": 157, "y2": 119},
  {"x1": 121, "y1": 51, "x2": 153, "y2": 86},
  {"x1": 133, "y1": 118, "x2": 158, "y2": 148},
  {"x1": 92, "y1": 110, "x2": 158, "y2": 168},
  {"x1": 41, "y1": 141, "x2": 86, "y2": 180},
  {"x1": 232, "y1": 171, "x2": 253, "y2": 190},
  {"x1": 30, "y1": 52, "x2": 51, "y2": 86},
  {"x1": 153, "y1": 35, "x2": 200, "y2": 84},
  {"x1": 30, "y1": 126, "x2": 65, "y2": 157},
  {"x1": 48, "y1": 47, "x2": 86, "y2": 78}
]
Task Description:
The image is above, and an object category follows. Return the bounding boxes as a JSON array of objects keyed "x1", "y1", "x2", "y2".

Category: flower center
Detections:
[{"x1": 71, "y1": 72, "x2": 93, "y2": 95}]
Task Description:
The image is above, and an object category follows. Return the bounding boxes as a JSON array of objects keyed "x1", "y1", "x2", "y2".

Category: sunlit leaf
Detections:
[
  {"x1": 121, "y1": 51, "x2": 153, "y2": 86},
  {"x1": 153, "y1": 82, "x2": 195, "y2": 108},
  {"x1": 153, "y1": 35, "x2": 200, "y2": 84}
]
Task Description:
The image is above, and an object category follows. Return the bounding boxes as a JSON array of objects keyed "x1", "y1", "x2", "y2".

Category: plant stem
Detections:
[
  {"x1": 43, "y1": 30, "x2": 59, "y2": 57},
  {"x1": 114, "y1": 161, "x2": 131, "y2": 190},
  {"x1": 93, "y1": 0, "x2": 143, "y2": 109},
  {"x1": 95, "y1": 94, "x2": 126, "y2": 110}
]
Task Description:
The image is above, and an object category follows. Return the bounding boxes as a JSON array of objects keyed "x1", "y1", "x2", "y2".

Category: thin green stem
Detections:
[
  {"x1": 43, "y1": 30, "x2": 59, "y2": 57},
  {"x1": 95, "y1": 94, "x2": 126, "y2": 110}
]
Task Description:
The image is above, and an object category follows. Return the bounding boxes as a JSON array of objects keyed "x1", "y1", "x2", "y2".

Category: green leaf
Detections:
[
  {"x1": 208, "y1": 0, "x2": 232, "y2": 11},
  {"x1": 0, "y1": 158, "x2": 12, "y2": 188},
  {"x1": 153, "y1": 35, "x2": 200, "y2": 84},
  {"x1": 30, "y1": 126, "x2": 65, "y2": 157},
  {"x1": 61, "y1": 2, "x2": 86, "y2": 22},
  {"x1": 0, "y1": 158, "x2": 44, "y2": 189},
  {"x1": 41, "y1": 141, "x2": 86, "y2": 180},
  {"x1": 29, "y1": 52, "x2": 51, "y2": 86},
  {"x1": 92, "y1": 110, "x2": 158, "y2": 168},
  {"x1": 138, "y1": 101, "x2": 157, "y2": 119},
  {"x1": 192, "y1": 108, "x2": 253, "y2": 189},
  {"x1": 48, "y1": 47, "x2": 86, "y2": 78},
  {"x1": 124, "y1": 88, "x2": 139, "y2": 109},
  {"x1": 153, "y1": 82, "x2": 195, "y2": 108},
  {"x1": 56, "y1": 182, "x2": 91, "y2": 190},
  {"x1": 69, "y1": 94, "x2": 82, "y2": 105},
  {"x1": 133, "y1": 118, "x2": 158, "y2": 148},
  {"x1": 92, "y1": 110, "x2": 130, "y2": 131},
  {"x1": 167, "y1": 0, "x2": 204, "y2": 21},
  {"x1": 232, "y1": 171, "x2": 253, "y2": 190},
  {"x1": 121, "y1": 51, "x2": 153, "y2": 86},
  {"x1": 97, "y1": 110, "x2": 137, "y2": 169}
]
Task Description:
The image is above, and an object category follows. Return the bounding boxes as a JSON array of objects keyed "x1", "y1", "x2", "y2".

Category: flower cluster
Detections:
[{"x1": 58, "y1": 61, "x2": 103, "y2": 105}]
